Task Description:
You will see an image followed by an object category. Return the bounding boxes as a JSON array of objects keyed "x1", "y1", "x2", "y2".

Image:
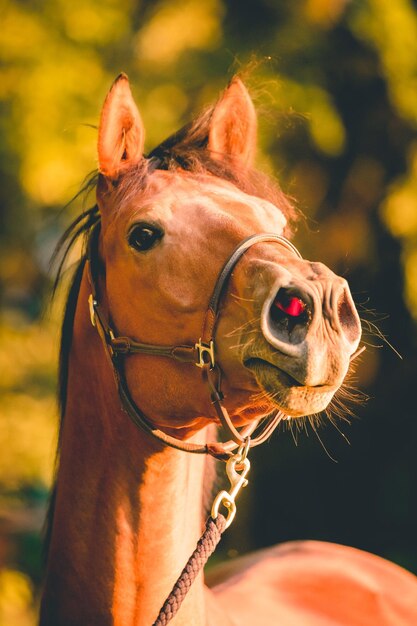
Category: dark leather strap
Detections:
[
  {"x1": 86, "y1": 222, "x2": 301, "y2": 460},
  {"x1": 111, "y1": 337, "x2": 198, "y2": 362},
  {"x1": 200, "y1": 234, "x2": 301, "y2": 344}
]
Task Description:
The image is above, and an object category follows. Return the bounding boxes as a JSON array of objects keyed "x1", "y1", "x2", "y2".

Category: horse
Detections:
[{"x1": 40, "y1": 74, "x2": 417, "y2": 625}]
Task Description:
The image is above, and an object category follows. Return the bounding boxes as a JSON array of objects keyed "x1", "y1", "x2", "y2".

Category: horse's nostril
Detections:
[
  {"x1": 268, "y1": 288, "x2": 310, "y2": 343},
  {"x1": 337, "y1": 289, "x2": 361, "y2": 344},
  {"x1": 274, "y1": 291, "x2": 306, "y2": 317}
]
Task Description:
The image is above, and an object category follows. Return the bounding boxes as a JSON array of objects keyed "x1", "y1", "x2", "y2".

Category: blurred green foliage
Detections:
[{"x1": 1, "y1": 0, "x2": 417, "y2": 621}]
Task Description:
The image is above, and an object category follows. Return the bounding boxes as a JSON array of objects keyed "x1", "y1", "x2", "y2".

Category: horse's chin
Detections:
[{"x1": 244, "y1": 357, "x2": 337, "y2": 417}]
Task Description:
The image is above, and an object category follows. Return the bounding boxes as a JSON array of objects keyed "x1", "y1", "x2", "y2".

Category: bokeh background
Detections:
[{"x1": 1, "y1": 0, "x2": 417, "y2": 622}]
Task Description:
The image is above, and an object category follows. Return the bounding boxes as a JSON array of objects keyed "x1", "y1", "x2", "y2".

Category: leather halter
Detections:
[{"x1": 86, "y1": 222, "x2": 302, "y2": 460}]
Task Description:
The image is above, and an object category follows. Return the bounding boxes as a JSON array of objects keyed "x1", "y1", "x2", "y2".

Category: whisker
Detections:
[
  {"x1": 327, "y1": 395, "x2": 354, "y2": 421},
  {"x1": 357, "y1": 338, "x2": 384, "y2": 349},
  {"x1": 224, "y1": 316, "x2": 261, "y2": 338},
  {"x1": 327, "y1": 414, "x2": 351, "y2": 445},
  {"x1": 308, "y1": 416, "x2": 338, "y2": 463},
  {"x1": 230, "y1": 293, "x2": 256, "y2": 304},
  {"x1": 249, "y1": 388, "x2": 277, "y2": 404},
  {"x1": 228, "y1": 337, "x2": 256, "y2": 351},
  {"x1": 288, "y1": 419, "x2": 299, "y2": 446},
  {"x1": 360, "y1": 318, "x2": 403, "y2": 359}
]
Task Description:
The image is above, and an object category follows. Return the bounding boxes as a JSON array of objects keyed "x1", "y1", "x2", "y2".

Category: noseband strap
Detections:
[{"x1": 86, "y1": 223, "x2": 302, "y2": 460}]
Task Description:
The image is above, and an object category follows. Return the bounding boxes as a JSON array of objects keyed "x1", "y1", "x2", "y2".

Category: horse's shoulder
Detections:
[{"x1": 206, "y1": 540, "x2": 417, "y2": 625}]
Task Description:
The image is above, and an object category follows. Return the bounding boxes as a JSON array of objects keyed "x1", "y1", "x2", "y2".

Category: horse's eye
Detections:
[{"x1": 128, "y1": 223, "x2": 164, "y2": 252}]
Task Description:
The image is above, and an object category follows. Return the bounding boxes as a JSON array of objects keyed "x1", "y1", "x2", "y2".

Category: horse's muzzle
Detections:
[{"x1": 260, "y1": 271, "x2": 362, "y2": 389}]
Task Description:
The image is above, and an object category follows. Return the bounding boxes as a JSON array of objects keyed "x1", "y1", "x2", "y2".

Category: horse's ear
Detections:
[
  {"x1": 98, "y1": 73, "x2": 144, "y2": 179},
  {"x1": 208, "y1": 78, "x2": 257, "y2": 167}
]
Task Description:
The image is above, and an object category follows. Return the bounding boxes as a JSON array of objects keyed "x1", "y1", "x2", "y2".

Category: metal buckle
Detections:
[
  {"x1": 211, "y1": 442, "x2": 251, "y2": 529},
  {"x1": 88, "y1": 294, "x2": 97, "y2": 327},
  {"x1": 195, "y1": 339, "x2": 215, "y2": 369}
]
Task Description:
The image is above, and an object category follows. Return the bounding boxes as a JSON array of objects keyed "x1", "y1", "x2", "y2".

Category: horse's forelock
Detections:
[{"x1": 110, "y1": 107, "x2": 299, "y2": 233}]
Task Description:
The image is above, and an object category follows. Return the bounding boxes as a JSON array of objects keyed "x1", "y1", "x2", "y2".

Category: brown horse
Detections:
[{"x1": 40, "y1": 75, "x2": 417, "y2": 625}]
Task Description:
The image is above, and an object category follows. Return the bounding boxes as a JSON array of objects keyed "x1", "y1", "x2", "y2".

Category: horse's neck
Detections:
[{"x1": 41, "y1": 268, "x2": 209, "y2": 626}]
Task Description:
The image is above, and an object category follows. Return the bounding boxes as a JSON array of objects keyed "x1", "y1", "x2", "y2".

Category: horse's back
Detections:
[{"x1": 206, "y1": 540, "x2": 417, "y2": 625}]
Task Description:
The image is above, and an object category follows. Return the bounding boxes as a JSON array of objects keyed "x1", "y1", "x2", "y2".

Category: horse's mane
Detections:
[{"x1": 44, "y1": 104, "x2": 298, "y2": 558}]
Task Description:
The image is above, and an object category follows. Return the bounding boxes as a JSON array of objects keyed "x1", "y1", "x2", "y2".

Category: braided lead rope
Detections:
[{"x1": 152, "y1": 514, "x2": 227, "y2": 626}]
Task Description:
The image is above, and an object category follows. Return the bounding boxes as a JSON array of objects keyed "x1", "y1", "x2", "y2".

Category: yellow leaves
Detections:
[
  {"x1": 1, "y1": 0, "x2": 132, "y2": 55},
  {"x1": 144, "y1": 84, "x2": 189, "y2": 147},
  {"x1": 0, "y1": 569, "x2": 36, "y2": 626},
  {"x1": 383, "y1": 182, "x2": 417, "y2": 239},
  {"x1": 309, "y1": 98, "x2": 346, "y2": 156},
  {"x1": 304, "y1": 0, "x2": 349, "y2": 28},
  {"x1": 383, "y1": 144, "x2": 417, "y2": 239},
  {"x1": 0, "y1": 4, "x2": 46, "y2": 63},
  {"x1": 61, "y1": 3, "x2": 130, "y2": 44},
  {"x1": 0, "y1": 393, "x2": 56, "y2": 487},
  {"x1": 404, "y1": 248, "x2": 417, "y2": 315},
  {"x1": 382, "y1": 144, "x2": 417, "y2": 318},
  {"x1": 136, "y1": 0, "x2": 223, "y2": 66},
  {"x1": 269, "y1": 79, "x2": 346, "y2": 156},
  {"x1": 21, "y1": 134, "x2": 96, "y2": 206},
  {"x1": 12, "y1": 53, "x2": 104, "y2": 203},
  {"x1": 352, "y1": 1, "x2": 417, "y2": 317},
  {"x1": 0, "y1": 1, "x2": 117, "y2": 204},
  {"x1": 351, "y1": 0, "x2": 417, "y2": 125},
  {"x1": 0, "y1": 323, "x2": 57, "y2": 487},
  {"x1": 0, "y1": 325, "x2": 56, "y2": 394}
]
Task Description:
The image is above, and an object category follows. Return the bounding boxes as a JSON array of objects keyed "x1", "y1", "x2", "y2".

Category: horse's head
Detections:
[{"x1": 93, "y1": 75, "x2": 361, "y2": 437}]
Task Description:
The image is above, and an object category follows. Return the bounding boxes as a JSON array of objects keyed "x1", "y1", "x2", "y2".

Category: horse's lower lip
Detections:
[
  {"x1": 243, "y1": 357, "x2": 303, "y2": 388},
  {"x1": 243, "y1": 357, "x2": 334, "y2": 392}
]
